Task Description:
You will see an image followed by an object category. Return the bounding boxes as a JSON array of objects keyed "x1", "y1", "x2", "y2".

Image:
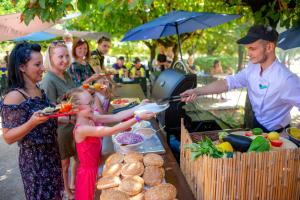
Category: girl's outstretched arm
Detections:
[
  {"x1": 74, "y1": 112, "x2": 155, "y2": 142},
  {"x1": 94, "y1": 100, "x2": 149, "y2": 124}
]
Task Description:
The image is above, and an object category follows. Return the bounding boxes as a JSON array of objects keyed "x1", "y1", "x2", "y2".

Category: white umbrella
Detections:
[
  {"x1": 0, "y1": 13, "x2": 55, "y2": 42},
  {"x1": 0, "y1": 12, "x2": 81, "y2": 42},
  {"x1": 45, "y1": 28, "x2": 110, "y2": 40}
]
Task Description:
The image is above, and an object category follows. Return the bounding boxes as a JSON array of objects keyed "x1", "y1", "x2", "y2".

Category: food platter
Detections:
[
  {"x1": 40, "y1": 102, "x2": 77, "y2": 118},
  {"x1": 110, "y1": 98, "x2": 140, "y2": 109}
]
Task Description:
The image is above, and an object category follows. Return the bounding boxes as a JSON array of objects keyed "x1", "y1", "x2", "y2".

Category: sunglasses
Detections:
[{"x1": 50, "y1": 40, "x2": 66, "y2": 47}]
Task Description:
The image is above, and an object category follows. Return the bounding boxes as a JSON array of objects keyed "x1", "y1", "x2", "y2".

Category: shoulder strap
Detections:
[{"x1": 14, "y1": 88, "x2": 29, "y2": 99}]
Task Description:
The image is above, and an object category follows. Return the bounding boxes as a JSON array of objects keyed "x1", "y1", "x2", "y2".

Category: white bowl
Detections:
[
  {"x1": 133, "y1": 128, "x2": 156, "y2": 139},
  {"x1": 112, "y1": 132, "x2": 145, "y2": 153}
]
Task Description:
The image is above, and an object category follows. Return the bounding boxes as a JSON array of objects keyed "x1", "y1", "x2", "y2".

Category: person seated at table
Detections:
[
  {"x1": 210, "y1": 60, "x2": 226, "y2": 99},
  {"x1": 112, "y1": 56, "x2": 127, "y2": 81},
  {"x1": 155, "y1": 45, "x2": 168, "y2": 71},
  {"x1": 210, "y1": 59, "x2": 223, "y2": 75},
  {"x1": 130, "y1": 57, "x2": 146, "y2": 78}
]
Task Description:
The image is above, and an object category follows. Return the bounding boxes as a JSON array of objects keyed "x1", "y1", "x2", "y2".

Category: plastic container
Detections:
[{"x1": 133, "y1": 128, "x2": 156, "y2": 139}]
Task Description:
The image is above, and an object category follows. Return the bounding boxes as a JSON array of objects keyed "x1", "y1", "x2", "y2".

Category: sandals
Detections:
[{"x1": 63, "y1": 191, "x2": 74, "y2": 200}]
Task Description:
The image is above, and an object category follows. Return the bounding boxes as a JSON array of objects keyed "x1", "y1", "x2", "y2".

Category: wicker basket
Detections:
[{"x1": 180, "y1": 120, "x2": 300, "y2": 200}]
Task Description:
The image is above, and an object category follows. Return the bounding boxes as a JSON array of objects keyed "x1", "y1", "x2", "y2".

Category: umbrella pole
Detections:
[{"x1": 175, "y1": 23, "x2": 183, "y2": 61}]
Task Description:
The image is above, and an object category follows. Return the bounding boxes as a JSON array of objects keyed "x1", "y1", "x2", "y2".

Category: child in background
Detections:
[{"x1": 63, "y1": 88, "x2": 154, "y2": 200}]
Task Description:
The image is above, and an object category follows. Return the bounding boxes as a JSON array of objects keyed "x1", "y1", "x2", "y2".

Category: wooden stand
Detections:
[{"x1": 180, "y1": 120, "x2": 300, "y2": 200}]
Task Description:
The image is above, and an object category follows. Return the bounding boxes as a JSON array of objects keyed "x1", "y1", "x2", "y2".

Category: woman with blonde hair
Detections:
[{"x1": 40, "y1": 40, "x2": 76, "y2": 199}]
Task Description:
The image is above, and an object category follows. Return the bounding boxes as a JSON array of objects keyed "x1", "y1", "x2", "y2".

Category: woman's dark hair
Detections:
[
  {"x1": 72, "y1": 38, "x2": 90, "y2": 60},
  {"x1": 7, "y1": 42, "x2": 41, "y2": 90},
  {"x1": 213, "y1": 59, "x2": 220, "y2": 68}
]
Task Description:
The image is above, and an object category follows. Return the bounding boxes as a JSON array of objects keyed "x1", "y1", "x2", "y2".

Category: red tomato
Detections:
[
  {"x1": 270, "y1": 140, "x2": 283, "y2": 147},
  {"x1": 245, "y1": 132, "x2": 253, "y2": 136}
]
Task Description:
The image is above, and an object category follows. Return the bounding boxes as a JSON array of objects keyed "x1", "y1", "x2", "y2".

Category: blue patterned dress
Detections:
[{"x1": 0, "y1": 90, "x2": 63, "y2": 200}]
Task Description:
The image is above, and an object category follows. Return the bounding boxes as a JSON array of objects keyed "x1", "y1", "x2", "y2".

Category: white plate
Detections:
[
  {"x1": 134, "y1": 103, "x2": 169, "y2": 115},
  {"x1": 230, "y1": 131, "x2": 298, "y2": 150}
]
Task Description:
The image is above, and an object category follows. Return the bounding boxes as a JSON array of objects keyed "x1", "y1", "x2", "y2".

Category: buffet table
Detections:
[{"x1": 95, "y1": 84, "x2": 195, "y2": 200}]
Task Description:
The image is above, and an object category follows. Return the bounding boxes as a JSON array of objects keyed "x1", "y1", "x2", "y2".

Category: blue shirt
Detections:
[{"x1": 225, "y1": 59, "x2": 300, "y2": 131}]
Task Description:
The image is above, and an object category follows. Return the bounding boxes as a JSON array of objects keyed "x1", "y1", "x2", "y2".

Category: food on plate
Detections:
[
  {"x1": 116, "y1": 132, "x2": 144, "y2": 145},
  {"x1": 82, "y1": 83, "x2": 106, "y2": 91},
  {"x1": 105, "y1": 152, "x2": 124, "y2": 166},
  {"x1": 143, "y1": 166, "x2": 164, "y2": 186},
  {"x1": 268, "y1": 132, "x2": 280, "y2": 141},
  {"x1": 244, "y1": 131, "x2": 253, "y2": 136},
  {"x1": 102, "y1": 163, "x2": 123, "y2": 177},
  {"x1": 124, "y1": 152, "x2": 143, "y2": 163},
  {"x1": 216, "y1": 142, "x2": 234, "y2": 153},
  {"x1": 111, "y1": 98, "x2": 130, "y2": 105},
  {"x1": 40, "y1": 106, "x2": 59, "y2": 115},
  {"x1": 143, "y1": 153, "x2": 164, "y2": 167},
  {"x1": 270, "y1": 140, "x2": 283, "y2": 147},
  {"x1": 59, "y1": 102, "x2": 73, "y2": 113},
  {"x1": 247, "y1": 136, "x2": 270, "y2": 152},
  {"x1": 121, "y1": 162, "x2": 144, "y2": 177},
  {"x1": 144, "y1": 183, "x2": 177, "y2": 200},
  {"x1": 40, "y1": 101, "x2": 73, "y2": 115},
  {"x1": 219, "y1": 132, "x2": 253, "y2": 152},
  {"x1": 134, "y1": 128, "x2": 155, "y2": 139},
  {"x1": 289, "y1": 127, "x2": 300, "y2": 140},
  {"x1": 97, "y1": 176, "x2": 121, "y2": 190},
  {"x1": 100, "y1": 188, "x2": 130, "y2": 200},
  {"x1": 251, "y1": 127, "x2": 263, "y2": 135},
  {"x1": 118, "y1": 176, "x2": 144, "y2": 196}
]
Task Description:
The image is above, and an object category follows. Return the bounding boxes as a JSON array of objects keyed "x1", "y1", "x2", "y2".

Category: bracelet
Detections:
[{"x1": 134, "y1": 115, "x2": 141, "y2": 123}]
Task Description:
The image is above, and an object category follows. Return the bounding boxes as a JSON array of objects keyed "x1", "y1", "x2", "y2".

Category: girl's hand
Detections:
[
  {"x1": 30, "y1": 111, "x2": 50, "y2": 126},
  {"x1": 140, "y1": 99, "x2": 150, "y2": 106},
  {"x1": 137, "y1": 111, "x2": 155, "y2": 121}
]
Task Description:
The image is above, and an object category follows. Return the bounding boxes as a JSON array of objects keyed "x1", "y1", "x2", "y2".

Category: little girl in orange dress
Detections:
[{"x1": 63, "y1": 88, "x2": 154, "y2": 200}]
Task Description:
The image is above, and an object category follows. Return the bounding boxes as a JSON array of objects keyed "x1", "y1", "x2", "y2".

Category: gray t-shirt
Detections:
[
  {"x1": 40, "y1": 71, "x2": 76, "y2": 103},
  {"x1": 40, "y1": 70, "x2": 77, "y2": 159}
]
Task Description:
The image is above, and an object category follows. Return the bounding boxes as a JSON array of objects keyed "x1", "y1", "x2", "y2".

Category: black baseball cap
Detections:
[{"x1": 237, "y1": 25, "x2": 279, "y2": 44}]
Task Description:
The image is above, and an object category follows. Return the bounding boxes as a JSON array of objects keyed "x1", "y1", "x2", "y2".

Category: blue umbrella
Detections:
[
  {"x1": 14, "y1": 31, "x2": 57, "y2": 42},
  {"x1": 278, "y1": 26, "x2": 300, "y2": 50},
  {"x1": 121, "y1": 10, "x2": 241, "y2": 60}
]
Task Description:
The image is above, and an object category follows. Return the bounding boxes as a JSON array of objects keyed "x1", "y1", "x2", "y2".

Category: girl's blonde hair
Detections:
[
  {"x1": 44, "y1": 41, "x2": 69, "y2": 71},
  {"x1": 58, "y1": 87, "x2": 87, "y2": 105}
]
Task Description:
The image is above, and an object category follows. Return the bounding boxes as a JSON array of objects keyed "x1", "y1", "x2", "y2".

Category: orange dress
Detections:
[{"x1": 74, "y1": 124, "x2": 102, "y2": 200}]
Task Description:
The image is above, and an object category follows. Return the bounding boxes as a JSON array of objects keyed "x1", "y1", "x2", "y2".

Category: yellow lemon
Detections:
[
  {"x1": 290, "y1": 127, "x2": 300, "y2": 139},
  {"x1": 268, "y1": 132, "x2": 280, "y2": 141},
  {"x1": 217, "y1": 142, "x2": 233, "y2": 153}
]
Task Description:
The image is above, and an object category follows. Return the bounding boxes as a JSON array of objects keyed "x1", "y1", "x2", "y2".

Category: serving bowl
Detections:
[
  {"x1": 133, "y1": 128, "x2": 156, "y2": 139},
  {"x1": 112, "y1": 131, "x2": 145, "y2": 153},
  {"x1": 286, "y1": 127, "x2": 300, "y2": 147}
]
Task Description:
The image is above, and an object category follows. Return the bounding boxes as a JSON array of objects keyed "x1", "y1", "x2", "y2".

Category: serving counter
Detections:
[{"x1": 95, "y1": 84, "x2": 195, "y2": 200}]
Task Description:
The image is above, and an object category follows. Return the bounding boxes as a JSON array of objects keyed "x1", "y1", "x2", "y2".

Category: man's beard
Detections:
[{"x1": 252, "y1": 49, "x2": 268, "y2": 64}]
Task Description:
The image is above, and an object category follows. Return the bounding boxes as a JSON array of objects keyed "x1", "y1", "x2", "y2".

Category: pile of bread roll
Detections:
[{"x1": 97, "y1": 152, "x2": 177, "y2": 200}]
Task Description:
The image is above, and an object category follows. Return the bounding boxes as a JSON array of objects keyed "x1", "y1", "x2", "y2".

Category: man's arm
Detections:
[
  {"x1": 181, "y1": 67, "x2": 249, "y2": 102},
  {"x1": 180, "y1": 79, "x2": 228, "y2": 102}
]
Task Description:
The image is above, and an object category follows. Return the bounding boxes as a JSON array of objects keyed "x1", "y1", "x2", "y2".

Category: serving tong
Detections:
[{"x1": 155, "y1": 95, "x2": 182, "y2": 105}]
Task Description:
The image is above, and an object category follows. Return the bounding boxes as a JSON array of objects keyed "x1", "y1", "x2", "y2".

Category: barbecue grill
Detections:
[{"x1": 151, "y1": 69, "x2": 197, "y2": 141}]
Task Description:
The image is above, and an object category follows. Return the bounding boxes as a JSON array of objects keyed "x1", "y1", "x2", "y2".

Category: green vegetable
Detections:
[
  {"x1": 252, "y1": 127, "x2": 263, "y2": 135},
  {"x1": 247, "y1": 136, "x2": 270, "y2": 152},
  {"x1": 185, "y1": 137, "x2": 224, "y2": 160}
]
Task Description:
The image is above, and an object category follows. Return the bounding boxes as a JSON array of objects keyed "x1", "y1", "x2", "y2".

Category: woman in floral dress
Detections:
[{"x1": 0, "y1": 42, "x2": 63, "y2": 200}]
